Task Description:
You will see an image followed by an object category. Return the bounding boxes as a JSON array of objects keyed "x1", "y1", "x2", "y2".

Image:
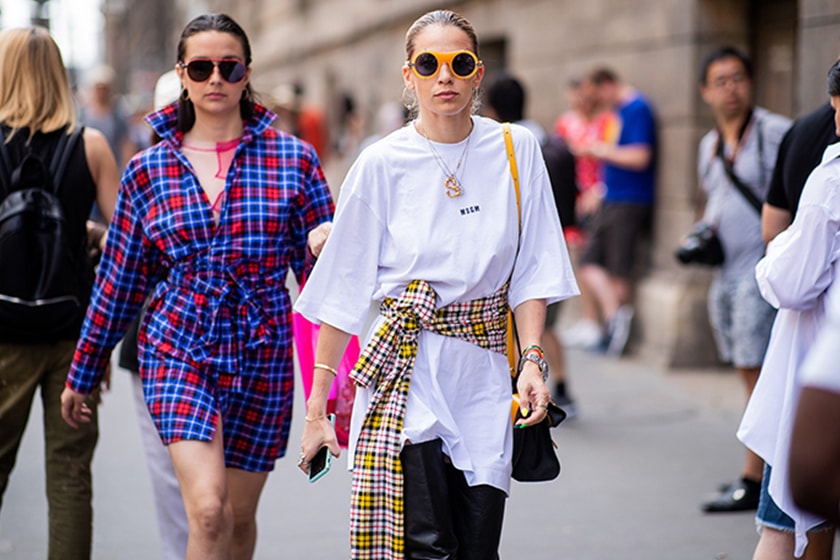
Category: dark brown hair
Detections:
[
  {"x1": 828, "y1": 59, "x2": 840, "y2": 97},
  {"x1": 176, "y1": 13, "x2": 254, "y2": 132},
  {"x1": 587, "y1": 67, "x2": 619, "y2": 86},
  {"x1": 699, "y1": 46, "x2": 753, "y2": 86}
]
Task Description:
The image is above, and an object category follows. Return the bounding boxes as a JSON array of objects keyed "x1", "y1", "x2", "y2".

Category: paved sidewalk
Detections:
[{"x1": 0, "y1": 345, "x2": 829, "y2": 559}]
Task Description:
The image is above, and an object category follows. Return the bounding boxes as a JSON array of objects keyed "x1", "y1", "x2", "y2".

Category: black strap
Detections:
[
  {"x1": 0, "y1": 129, "x2": 13, "y2": 196},
  {"x1": 715, "y1": 111, "x2": 763, "y2": 214},
  {"x1": 0, "y1": 126, "x2": 82, "y2": 198},
  {"x1": 722, "y1": 160, "x2": 763, "y2": 213},
  {"x1": 50, "y1": 127, "x2": 83, "y2": 197}
]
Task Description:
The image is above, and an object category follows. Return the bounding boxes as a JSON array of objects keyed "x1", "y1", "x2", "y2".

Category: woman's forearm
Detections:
[
  {"x1": 513, "y1": 299, "x2": 547, "y2": 350},
  {"x1": 306, "y1": 322, "x2": 353, "y2": 416}
]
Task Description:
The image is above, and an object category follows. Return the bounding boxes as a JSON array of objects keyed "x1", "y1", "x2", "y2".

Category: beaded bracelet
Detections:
[
  {"x1": 521, "y1": 344, "x2": 544, "y2": 359},
  {"x1": 305, "y1": 414, "x2": 327, "y2": 422},
  {"x1": 314, "y1": 363, "x2": 339, "y2": 376}
]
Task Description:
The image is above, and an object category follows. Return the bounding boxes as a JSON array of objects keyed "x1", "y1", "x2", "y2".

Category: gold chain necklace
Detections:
[{"x1": 419, "y1": 122, "x2": 473, "y2": 198}]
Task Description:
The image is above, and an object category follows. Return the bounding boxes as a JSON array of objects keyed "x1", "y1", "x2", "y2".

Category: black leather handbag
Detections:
[{"x1": 511, "y1": 397, "x2": 566, "y2": 482}]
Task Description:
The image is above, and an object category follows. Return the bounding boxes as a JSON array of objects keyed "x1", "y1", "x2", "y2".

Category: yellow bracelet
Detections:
[
  {"x1": 314, "y1": 363, "x2": 339, "y2": 376},
  {"x1": 305, "y1": 414, "x2": 327, "y2": 422}
]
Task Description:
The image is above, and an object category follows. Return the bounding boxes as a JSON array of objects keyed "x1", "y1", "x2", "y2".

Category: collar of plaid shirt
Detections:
[
  {"x1": 348, "y1": 279, "x2": 509, "y2": 559},
  {"x1": 145, "y1": 102, "x2": 277, "y2": 148}
]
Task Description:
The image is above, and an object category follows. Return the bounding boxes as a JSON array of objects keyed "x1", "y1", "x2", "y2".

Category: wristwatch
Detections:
[{"x1": 519, "y1": 352, "x2": 549, "y2": 383}]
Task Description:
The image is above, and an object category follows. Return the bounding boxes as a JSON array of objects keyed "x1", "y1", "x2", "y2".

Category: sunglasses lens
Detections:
[
  {"x1": 185, "y1": 60, "x2": 246, "y2": 83},
  {"x1": 219, "y1": 61, "x2": 246, "y2": 83},
  {"x1": 452, "y1": 53, "x2": 476, "y2": 77},
  {"x1": 414, "y1": 53, "x2": 439, "y2": 77},
  {"x1": 186, "y1": 60, "x2": 214, "y2": 81}
]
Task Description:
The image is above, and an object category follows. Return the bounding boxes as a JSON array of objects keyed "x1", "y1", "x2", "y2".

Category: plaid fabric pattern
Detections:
[
  {"x1": 349, "y1": 279, "x2": 509, "y2": 559},
  {"x1": 66, "y1": 103, "x2": 333, "y2": 467},
  {"x1": 143, "y1": 340, "x2": 294, "y2": 471}
]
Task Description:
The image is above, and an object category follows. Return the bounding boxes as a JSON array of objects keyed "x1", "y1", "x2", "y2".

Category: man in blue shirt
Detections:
[{"x1": 576, "y1": 67, "x2": 657, "y2": 357}]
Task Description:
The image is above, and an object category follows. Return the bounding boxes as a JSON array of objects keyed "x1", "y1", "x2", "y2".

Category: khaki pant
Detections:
[{"x1": 0, "y1": 341, "x2": 99, "y2": 560}]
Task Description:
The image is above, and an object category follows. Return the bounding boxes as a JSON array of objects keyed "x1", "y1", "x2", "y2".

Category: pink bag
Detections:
[{"x1": 292, "y1": 311, "x2": 359, "y2": 448}]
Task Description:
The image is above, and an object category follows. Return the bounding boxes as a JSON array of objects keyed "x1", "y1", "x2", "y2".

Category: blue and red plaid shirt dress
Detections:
[{"x1": 66, "y1": 103, "x2": 334, "y2": 471}]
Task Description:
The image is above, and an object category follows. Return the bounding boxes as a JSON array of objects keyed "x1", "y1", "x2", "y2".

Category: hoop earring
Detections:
[
  {"x1": 181, "y1": 88, "x2": 189, "y2": 101},
  {"x1": 470, "y1": 86, "x2": 482, "y2": 114},
  {"x1": 402, "y1": 87, "x2": 416, "y2": 111}
]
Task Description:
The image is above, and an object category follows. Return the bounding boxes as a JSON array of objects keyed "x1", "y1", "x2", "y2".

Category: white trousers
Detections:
[{"x1": 130, "y1": 373, "x2": 188, "y2": 560}]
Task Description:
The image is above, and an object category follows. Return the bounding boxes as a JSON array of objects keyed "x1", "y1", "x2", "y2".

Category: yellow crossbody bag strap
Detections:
[
  {"x1": 503, "y1": 123, "x2": 521, "y2": 380},
  {"x1": 504, "y1": 123, "x2": 522, "y2": 229}
]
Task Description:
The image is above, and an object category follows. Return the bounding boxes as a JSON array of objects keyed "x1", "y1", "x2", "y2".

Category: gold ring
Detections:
[{"x1": 538, "y1": 403, "x2": 549, "y2": 409}]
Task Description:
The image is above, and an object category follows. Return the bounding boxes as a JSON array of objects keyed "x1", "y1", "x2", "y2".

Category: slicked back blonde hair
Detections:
[
  {"x1": 0, "y1": 27, "x2": 76, "y2": 139},
  {"x1": 405, "y1": 9, "x2": 479, "y2": 60}
]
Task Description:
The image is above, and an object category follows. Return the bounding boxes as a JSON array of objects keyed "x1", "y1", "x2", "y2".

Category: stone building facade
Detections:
[
  {"x1": 102, "y1": 0, "x2": 181, "y2": 107},
  {"x1": 121, "y1": 0, "x2": 840, "y2": 367}
]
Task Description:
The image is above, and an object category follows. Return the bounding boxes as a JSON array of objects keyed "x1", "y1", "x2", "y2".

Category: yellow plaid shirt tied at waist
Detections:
[{"x1": 348, "y1": 279, "x2": 510, "y2": 559}]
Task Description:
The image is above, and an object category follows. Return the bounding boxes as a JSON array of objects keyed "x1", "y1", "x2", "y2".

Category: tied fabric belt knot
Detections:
[
  {"x1": 168, "y1": 260, "x2": 282, "y2": 379},
  {"x1": 348, "y1": 279, "x2": 509, "y2": 560},
  {"x1": 350, "y1": 279, "x2": 437, "y2": 391}
]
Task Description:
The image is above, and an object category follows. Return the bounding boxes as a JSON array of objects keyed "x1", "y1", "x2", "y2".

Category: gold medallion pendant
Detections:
[
  {"x1": 418, "y1": 120, "x2": 473, "y2": 200},
  {"x1": 445, "y1": 176, "x2": 462, "y2": 198}
]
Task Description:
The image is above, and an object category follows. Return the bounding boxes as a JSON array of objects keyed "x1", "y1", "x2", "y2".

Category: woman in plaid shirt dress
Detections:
[{"x1": 60, "y1": 14, "x2": 333, "y2": 559}]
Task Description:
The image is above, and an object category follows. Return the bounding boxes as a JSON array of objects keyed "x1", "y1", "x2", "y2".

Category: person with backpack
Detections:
[
  {"x1": 0, "y1": 27, "x2": 120, "y2": 560},
  {"x1": 60, "y1": 14, "x2": 334, "y2": 559}
]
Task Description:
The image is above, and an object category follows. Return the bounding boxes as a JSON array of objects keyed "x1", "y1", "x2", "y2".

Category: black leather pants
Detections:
[{"x1": 400, "y1": 439, "x2": 506, "y2": 560}]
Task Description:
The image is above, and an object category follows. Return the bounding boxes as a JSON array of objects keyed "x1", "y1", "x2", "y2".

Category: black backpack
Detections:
[{"x1": 0, "y1": 127, "x2": 89, "y2": 340}]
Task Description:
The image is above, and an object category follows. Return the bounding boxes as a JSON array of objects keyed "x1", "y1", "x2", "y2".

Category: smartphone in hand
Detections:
[{"x1": 308, "y1": 413, "x2": 336, "y2": 483}]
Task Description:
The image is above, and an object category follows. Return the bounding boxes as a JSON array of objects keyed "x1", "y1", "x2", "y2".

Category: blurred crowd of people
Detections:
[{"x1": 4, "y1": 8, "x2": 840, "y2": 560}]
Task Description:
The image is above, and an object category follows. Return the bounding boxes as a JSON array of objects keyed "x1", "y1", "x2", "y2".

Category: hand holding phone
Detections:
[{"x1": 308, "y1": 413, "x2": 336, "y2": 483}]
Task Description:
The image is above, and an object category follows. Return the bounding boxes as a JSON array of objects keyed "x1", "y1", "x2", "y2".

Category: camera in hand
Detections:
[{"x1": 675, "y1": 222, "x2": 724, "y2": 266}]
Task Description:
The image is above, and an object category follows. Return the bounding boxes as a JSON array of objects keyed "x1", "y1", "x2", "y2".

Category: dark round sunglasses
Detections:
[
  {"x1": 179, "y1": 58, "x2": 247, "y2": 83},
  {"x1": 408, "y1": 50, "x2": 481, "y2": 79}
]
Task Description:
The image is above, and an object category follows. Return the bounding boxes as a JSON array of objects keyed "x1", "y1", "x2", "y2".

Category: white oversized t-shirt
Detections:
[{"x1": 295, "y1": 115, "x2": 578, "y2": 494}]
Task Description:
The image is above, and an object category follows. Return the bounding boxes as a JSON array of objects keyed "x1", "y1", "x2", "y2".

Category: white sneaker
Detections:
[{"x1": 562, "y1": 320, "x2": 603, "y2": 349}]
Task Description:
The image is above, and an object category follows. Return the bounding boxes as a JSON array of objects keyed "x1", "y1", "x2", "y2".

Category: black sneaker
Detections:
[{"x1": 701, "y1": 477, "x2": 760, "y2": 513}]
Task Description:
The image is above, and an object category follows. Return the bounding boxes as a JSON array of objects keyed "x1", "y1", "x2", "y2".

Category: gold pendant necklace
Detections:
[
  {"x1": 419, "y1": 121, "x2": 473, "y2": 198},
  {"x1": 444, "y1": 176, "x2": 461, "y2": 198}
]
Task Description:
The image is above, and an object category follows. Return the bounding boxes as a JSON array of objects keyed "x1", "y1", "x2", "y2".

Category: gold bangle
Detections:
[
  {"x1": 314, "y1": 363, "x2": 339, "y2": 376},
  {"x1": 305, "y1": 414, "x2": 326, "y2": 422}
]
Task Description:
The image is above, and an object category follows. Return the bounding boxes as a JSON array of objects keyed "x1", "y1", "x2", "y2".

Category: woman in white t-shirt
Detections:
[{"x1": 294, "y1": 9, "x2": 578, "y2": 560}]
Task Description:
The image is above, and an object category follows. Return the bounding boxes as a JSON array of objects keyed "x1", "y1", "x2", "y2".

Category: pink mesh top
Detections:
[{"x1": 182, "y1": 137, "x2": 240, "y2": 222}]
